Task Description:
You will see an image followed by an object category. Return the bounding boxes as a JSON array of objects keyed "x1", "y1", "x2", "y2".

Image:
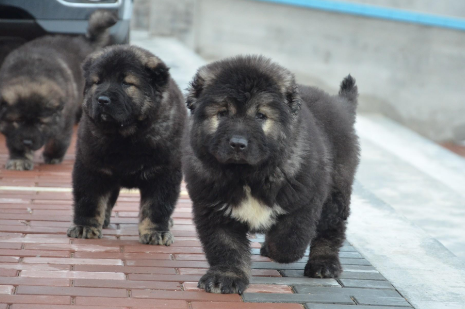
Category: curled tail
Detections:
[
  {"x1": 338, "y1": 74, "x2": 358, "y2": 112},
  {"x1": 86, "y1": 10, "x2": 117, "y2": 48}
]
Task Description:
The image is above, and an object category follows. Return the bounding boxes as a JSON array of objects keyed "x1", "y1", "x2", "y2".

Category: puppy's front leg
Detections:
[
  {"x1": 260, "y1": 207, "x2": 317, "y2": 264},
  {"x1": 67, "y1": 159, "x2": 117, "y2": 239},
  {"x1": 138, "y1": 170, "x2": 181, "y2": 246},
  {"x1": 5, "y1": 145, "x2": 34, "y2": 171},
  {"x1": 195, "y1": 212, "x2": 251, "y2": 294}
]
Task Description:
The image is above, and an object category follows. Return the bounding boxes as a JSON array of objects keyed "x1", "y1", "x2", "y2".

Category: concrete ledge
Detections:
[{"x1": 349, "y1": 182, "x2": 465, "y2": 309}]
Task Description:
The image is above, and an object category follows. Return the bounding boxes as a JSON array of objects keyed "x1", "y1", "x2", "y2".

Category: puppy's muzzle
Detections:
[
  {"x1": 98, "y1": 96, "x2": 111, "y2": 106},
  {"x1": 229, "y1": 135, "x2": 248, "y2": 152}
]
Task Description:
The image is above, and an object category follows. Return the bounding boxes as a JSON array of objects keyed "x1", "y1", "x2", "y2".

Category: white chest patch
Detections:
[{"x1": 227, "y1": 186, "x2": 286, "y2": 231}]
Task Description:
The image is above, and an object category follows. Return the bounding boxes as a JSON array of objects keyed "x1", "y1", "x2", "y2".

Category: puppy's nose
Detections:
[
  {"x1": 229, "y1": 136, "x2": 248, "y2": 151},
  {"x1": 23, "y1": 139, "x2": 33, "y2": 146},
  {"x1": 98, "y1": 96, "x2": 111, "y2": 105}
]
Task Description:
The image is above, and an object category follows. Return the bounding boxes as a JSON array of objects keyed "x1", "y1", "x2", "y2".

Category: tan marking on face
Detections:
[
  {"x1": 204, "y1": 102, "x2": 237, "y2": 134},
  {"x1": 262, "y1": 119, "x2": 274, "y2": 135},
  {"x1": 12, "y1": 122, "x2": 19, "y2": 129},
  {"x1": 124, "y1": 74, "x2": 139, "y2": 86},
  {"x1": 125, "y1": 84, "x2": 140, "y2": 99},
  {"x1": 207, "y1": 117, "x2": 219, "y2": 133},
  {"x1": 138, "y1": 217, "x2": 157, "y2": 236}
]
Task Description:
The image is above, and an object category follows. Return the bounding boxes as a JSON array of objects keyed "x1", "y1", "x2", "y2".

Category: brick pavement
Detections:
[{"x1": 0, "y1": 129, "x2": 414, "y2": 308}]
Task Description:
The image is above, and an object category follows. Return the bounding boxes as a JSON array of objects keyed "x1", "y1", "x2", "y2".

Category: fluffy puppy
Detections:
[
  {"x1": 183, "y1": 55, "x2": 360, "y2": 294},
  {"x1": 67, "y1": 46, "x2": 186, "y2": 245},
  {"x1": 0, "y1": 10, "x2": 116, "y2": 170}
]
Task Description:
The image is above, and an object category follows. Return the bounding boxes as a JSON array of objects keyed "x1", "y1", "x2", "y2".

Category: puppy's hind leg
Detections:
[
  {"x1": 67, "y1": 159, "x2": 117, "y2": 239},
  {"x1": 305, "y1": 190, "x2": 349, "y2": 278},
  {"x1": 138, "y1": 169, "x2": 182, "y2": 246},
  {"x1": 260, "y1": 207, "x2": 317, "y2": 264}
]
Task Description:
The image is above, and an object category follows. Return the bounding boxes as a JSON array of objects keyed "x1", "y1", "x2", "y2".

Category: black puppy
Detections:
[
  {"x1": 183, "y1": 55, "x2": 360, "y2": 293},
  {"x1": 0, "y1": 11, "x2": 116, "y2": 170},
  {"x1": 67, "y1": 46, "x2": 186, "y2": 244}
]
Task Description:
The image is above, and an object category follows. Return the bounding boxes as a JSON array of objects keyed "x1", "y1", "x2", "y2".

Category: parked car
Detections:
[{"x1": 0, "y1": 0, "x2": 132, "y2": 44}]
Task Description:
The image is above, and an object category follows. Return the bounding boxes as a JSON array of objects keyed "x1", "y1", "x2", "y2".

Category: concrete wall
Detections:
[
  {"x1": 132, "y1": 0, "x2": 195, "y2": 46},
  {"x1": 131, "y1": 0, "x2": 465, "y2": 142},
  {"x1": 192, "y1": 0, "x2": 465, "y2": 142}
]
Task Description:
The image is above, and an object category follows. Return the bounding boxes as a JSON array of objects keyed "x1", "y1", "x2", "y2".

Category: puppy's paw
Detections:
[
  {"x1": 44, "y1": 156, "x2": 63, "y2": 165},
  {"x1": 198, "y1": 268, "x2": 249, "y2": 294},
  {"x1": 260, "y1": 241, "x2": 304, "y2": 263},
  {"x1": 139, "y1": 231, "x2": 174, "y2": 246},
  {"x1": 67, "y1": 225, "x2": 102, "y2": 239},
  {"x1": 304, "y1": 256, "x2": 342, "y2": 278},
  {"x1": 6, "y1": 159, "x2": 34, "y2": 171}
]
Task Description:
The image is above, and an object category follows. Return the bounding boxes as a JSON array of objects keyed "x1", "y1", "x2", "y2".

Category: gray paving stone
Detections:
[
  {"x1": 282, "y1": 269, "x2": 387, "y2": 281},
  {"x1": 243, "y1": 293, "x2": 354, "y2": 304},
  {"x1": 355, "y1": 295, "x2": 412, "y2": 307},
  {"x1": 340, "y1": 279, "x2": 394, "y2": 289},
  {"x1": 305, "y1": 305, "x2": 411, "y2": 309},
  {"x1": 294, "y1": 286, "x2": 400, "y2": 298},
  {"x1": 252, "y1": 260, "x2": 371, "y2": 270},
  {"x1": 251, "y1": 245, "x2": 356, "y2": 256},
  {"x1": 251, "y1": 277, "x2": 340, "y2": 287}
]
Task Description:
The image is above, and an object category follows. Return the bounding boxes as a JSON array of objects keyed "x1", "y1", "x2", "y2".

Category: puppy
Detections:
[
  {"x1": 0, "y1": 10, "x2": 116, "y2": 170},
  {"x1": 183, "y1": 55, "x2": 360, "y2": 294},
  {"x1": 67, "y1": 46, "x2": 186, "y2": 245}
]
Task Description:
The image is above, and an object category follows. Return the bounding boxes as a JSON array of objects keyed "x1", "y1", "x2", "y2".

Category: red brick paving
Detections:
[{"x1": 0, "y1": 129, "x2": 298, "y2": 308}]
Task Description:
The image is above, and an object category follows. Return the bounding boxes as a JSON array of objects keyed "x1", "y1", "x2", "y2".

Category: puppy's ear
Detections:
[
  {"x1": 145, "y1": 57, "x2": 170, "y2": 89},
  {"x1": 279, "y1": 71, "x2": 301, "y2": 116},
  {"x1": 186, "y1": 66, "x2": 215, "y2": 112}
]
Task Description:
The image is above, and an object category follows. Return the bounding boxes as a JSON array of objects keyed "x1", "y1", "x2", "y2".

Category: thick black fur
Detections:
[
  {"x1": 0, "y1": 10, "x2": 116, "y2": 170},
  {"x1": 67, "y1": 45, "x2": 186, "y2": 245},
  {"x1": 183, "y1": 55, "x2": 360, "y2": 294}
]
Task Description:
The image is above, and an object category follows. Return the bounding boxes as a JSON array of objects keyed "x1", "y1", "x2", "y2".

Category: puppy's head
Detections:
[
  {"x1": 82, "y1": 46, "x2": 169, "y2": 134},
  {"x1": 187, "y1": 55, "x2": 301, "y2": 167},
  {"x1": 0, "y1": 77, "x2": 65, "y2": 151}
]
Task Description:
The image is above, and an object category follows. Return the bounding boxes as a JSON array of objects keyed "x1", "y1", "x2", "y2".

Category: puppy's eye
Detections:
[
  {"x1": 122, "y1": 81, "x2": 133, "y2": 87},
  {"x1": 218, "y1": 110, "x2": 229, "y2": 118},
  {"x1": 255, "y1": 112, "x2": 267, "y2": 120}
]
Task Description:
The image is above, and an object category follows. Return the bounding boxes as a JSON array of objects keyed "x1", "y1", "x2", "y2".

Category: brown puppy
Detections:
[{"x1": 0, "y1": 10, "x2": 116, "y2": 170}]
